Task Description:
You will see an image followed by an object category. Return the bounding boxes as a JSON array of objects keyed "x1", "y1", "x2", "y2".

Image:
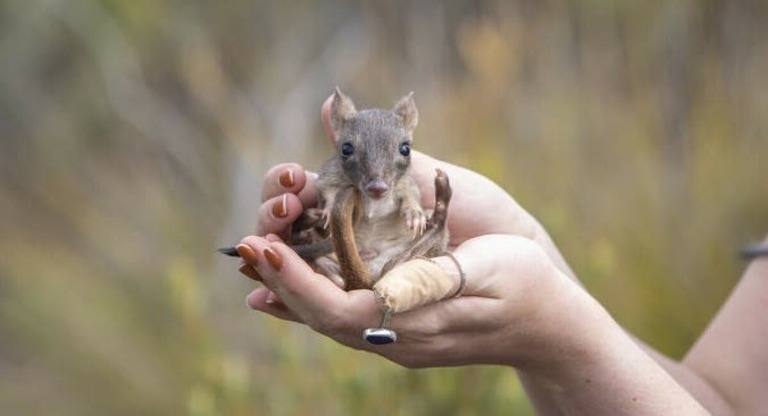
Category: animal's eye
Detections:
[
  {"x1": 399, "y1": 142, "x2": 411, "y2": 157},
  {"x1": 341, "y1": 142, "x2": 355, "y2": 158}
]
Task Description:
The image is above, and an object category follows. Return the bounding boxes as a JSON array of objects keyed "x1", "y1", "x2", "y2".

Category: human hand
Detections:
[
  {"x1": 228, "y1": 95, "x2": 712, "y2": 414},
  {"x1": 232, "y1": 95, "x2": 592, "y2": 369}
]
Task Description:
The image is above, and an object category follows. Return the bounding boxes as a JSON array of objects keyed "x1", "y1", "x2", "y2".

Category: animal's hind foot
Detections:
[{"x1": 430, "y1": 168, "x2": 452, "y2": 229}]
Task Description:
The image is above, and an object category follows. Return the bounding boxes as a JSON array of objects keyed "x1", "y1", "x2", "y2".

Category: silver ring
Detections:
[
  {"x1": 363, "y1": 307, "x2": 397, "y2": 345},
  {"x1": 444, "y1": 252, "x2": 466, "y2": 298}
]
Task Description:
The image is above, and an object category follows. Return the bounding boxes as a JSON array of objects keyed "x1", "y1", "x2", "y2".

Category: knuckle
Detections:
[{"x1": 419, "y1": 321, "x2": 445, "y2": 339}]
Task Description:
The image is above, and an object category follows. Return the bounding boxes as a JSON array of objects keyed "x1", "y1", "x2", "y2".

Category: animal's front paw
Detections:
[
  {"x1": 290, "y1": 208, "x2": 329, "y2": 244},
  {"x1": 293, "y1": 208, "x2": 325, "y2": 231},
  {"x1": 403, "y1": 206, "x2": 427, "y2": 237}
]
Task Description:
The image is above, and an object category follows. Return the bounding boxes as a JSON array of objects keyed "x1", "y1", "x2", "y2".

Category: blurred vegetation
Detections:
[{"x1": 1, "y1": 0, "x2": 767, "y2": 414}]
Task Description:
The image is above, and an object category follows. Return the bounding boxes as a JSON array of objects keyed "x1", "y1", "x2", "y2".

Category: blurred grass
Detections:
[{"x1": 1, "y1": 0, "x2": 767, "y2": 414}]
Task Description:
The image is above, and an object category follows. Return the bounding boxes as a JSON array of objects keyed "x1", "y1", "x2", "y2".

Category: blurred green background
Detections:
[{"x1": 1, "y1": 0, "x2": 766, "y2": 414}]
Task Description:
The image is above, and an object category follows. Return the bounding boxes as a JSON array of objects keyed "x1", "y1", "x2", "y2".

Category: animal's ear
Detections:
[
  {"x1": 330, "y1": 87, "x2": 357, "y2": 141},
  {"x1": 392, "y1": 91, "x2": 418, "y2": 134}
]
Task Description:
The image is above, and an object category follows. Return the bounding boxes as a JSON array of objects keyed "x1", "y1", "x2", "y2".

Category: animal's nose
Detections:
[{"x1": 364, "y1": 179, "x2": 389, "y2": 199}]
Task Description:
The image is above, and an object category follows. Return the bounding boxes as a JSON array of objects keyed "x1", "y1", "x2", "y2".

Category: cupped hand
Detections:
[
  {"x1": 230, "y1": 95, "x2": 593, "y2": 369},
  {"x1": 227, "y1": 95, "x2": 719, "y2": 415},
  {"x1": 238, "y1": 230, "x2": 592, "y2": 370}
]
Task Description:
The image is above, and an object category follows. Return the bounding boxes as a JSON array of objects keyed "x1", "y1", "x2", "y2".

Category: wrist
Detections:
[
  {"x1": 511, "y1": 277, "x2": 709, "y2": 414},
  {"x1": 506, "y1": 274, "x2": 617, "y2": 374}
]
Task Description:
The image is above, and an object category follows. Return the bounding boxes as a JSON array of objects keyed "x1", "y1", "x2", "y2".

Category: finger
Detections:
[
  {"x1": 246, "y1": 287, "x2": 304, "y2": 323},
  {"x1": 255, "y1": 193, "x2": 305, "y2": 238},
  {"x1": 238, "y1": 236, "x2": 381, "y2": 333},
  {"x1": 238, "y1": 235, "x2": 334, "y2": 315},
  {"x1": 238, "y1": 263, "x2": 263, "y2": 282},
  {"x1": 260, "y1": 163, "x2": 306, "y2": 202},
  {"x1": 295, "y1": 170, "x2": 319, "y2": 209},
  {"x1": 257, "y1": 241, "x2": 390, "y2": 349},
  {"x1": 260, "y1": 163, "x2": 319, "y2": 208}
]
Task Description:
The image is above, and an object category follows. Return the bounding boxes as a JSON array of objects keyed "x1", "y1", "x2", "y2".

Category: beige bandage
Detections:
[{"x1": 372, "y1": 257, "x2": 457, "y2": 314}]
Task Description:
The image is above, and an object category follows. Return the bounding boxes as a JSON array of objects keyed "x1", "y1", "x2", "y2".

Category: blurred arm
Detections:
[
  {"x1": 520, "y1": 225, "x2": 768, "y2": 415},
  {"x1": 683, "y1": 239, "x2": 768, "y2": 415},
  {"x1": 516, "y1": 217, "x2": 735, "y2": 415}
]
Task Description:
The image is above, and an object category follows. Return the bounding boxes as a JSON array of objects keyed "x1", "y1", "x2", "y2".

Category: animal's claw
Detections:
[
  {"x1": 320, "y1": 208, "x2": 332, "y2": 230},
  {"x1": 404, "y1": 208, "x2": 427, "y2": 238}
]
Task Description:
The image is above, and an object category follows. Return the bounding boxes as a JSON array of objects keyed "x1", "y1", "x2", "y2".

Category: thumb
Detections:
[{"x1": 452, "y1": 234, "x2": 560, "y2": 301}]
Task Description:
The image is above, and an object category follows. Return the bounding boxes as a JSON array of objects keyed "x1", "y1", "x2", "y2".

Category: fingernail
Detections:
[
  {"x1": 279, "y1": 168, "x2": 295, "y2": 188},
  {"x1": 235, "y1": 244, "x2": 259, "y2": 266},
  {"x1": 263, "y1": 247, "x2": 283, "y2": 271},
  {"x1": 265, "y1": 291, "x2": 278, "y2": 304},
  {"x1": 271, "y1": 194, "x2": 288, "y2": 219},
  {"x1": 238, "y1": 264, "x2": 263, "y2": 281}
]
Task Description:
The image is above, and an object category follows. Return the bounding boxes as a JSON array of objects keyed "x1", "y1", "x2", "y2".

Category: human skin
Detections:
[
  {"x1": 683, "y1": 241, "x2": 768, "y2": 415},
  {"x1": 234, "y1": 157, "x2": 707, "y2": 415},
  {"x1": 230, "y1": 96, "x2": 765, "y2": 414}
]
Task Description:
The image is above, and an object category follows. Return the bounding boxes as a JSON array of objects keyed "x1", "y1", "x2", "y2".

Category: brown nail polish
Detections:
[
  {"x1": 235, "y1": 244, "x2": 259, "y2": 266},
  {"x1": 278, "y1": 169, "x2": 295, "y2": 188},
  {"x1": 271, "y1": 194, "x2": 288, "y2": 218},
  {"x1": 263, "y1": 247, "x2": 283, "y2": 271},
  {"x1": 238, "y1": 264, "x2": 263, "y2": 281}
]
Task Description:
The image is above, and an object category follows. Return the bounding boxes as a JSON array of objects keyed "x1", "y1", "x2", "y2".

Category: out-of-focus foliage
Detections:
[{"x1": 1, "y1": 0, "x2": 766, "y2": 414}]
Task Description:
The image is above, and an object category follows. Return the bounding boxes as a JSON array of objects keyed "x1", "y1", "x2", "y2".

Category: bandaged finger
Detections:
[{"x1": 372, "y1": 257, "x2": 459, "y2": 314}]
